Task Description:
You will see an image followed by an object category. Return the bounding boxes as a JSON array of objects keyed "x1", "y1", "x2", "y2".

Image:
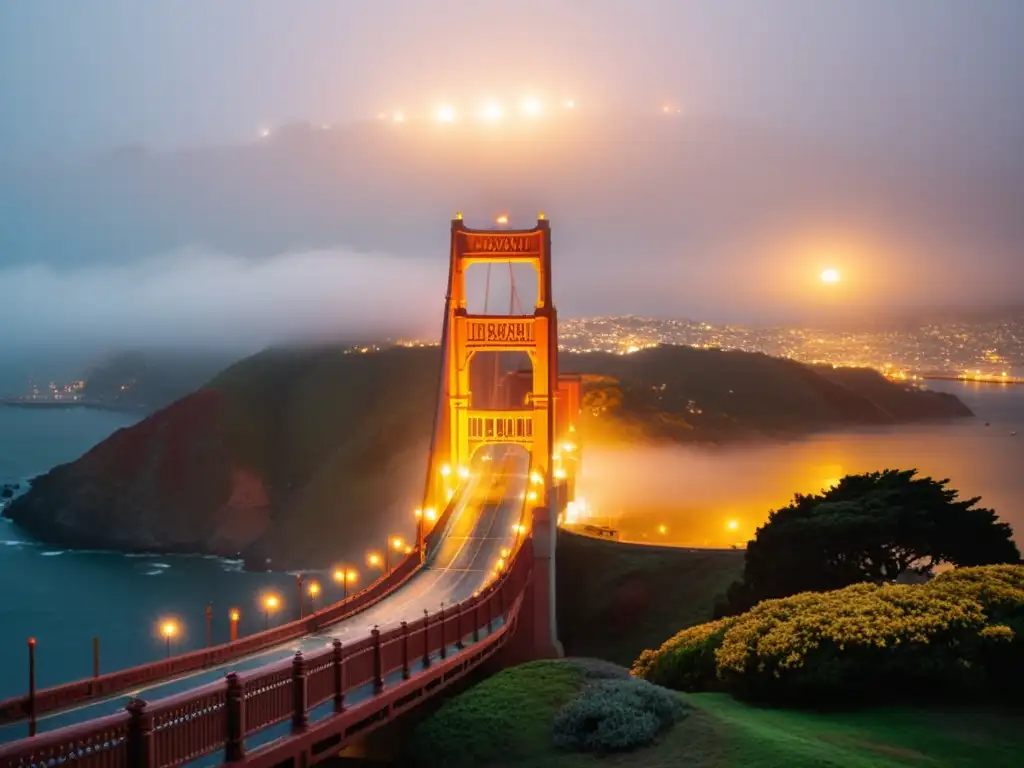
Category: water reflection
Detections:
[{"x1": 577, "y1": 381, "x2": 1024, "y2": 548}]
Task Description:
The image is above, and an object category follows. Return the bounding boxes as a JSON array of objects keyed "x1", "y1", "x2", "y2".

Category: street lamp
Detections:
[
  {"x1": 388, "y1": 536, "x2": 405, "y2": 572},
  {"x1": 333, "y1": 567, "x2": 358, "y2": 598},
  {"x1": 262, "y1": 594, "x2": 280, "y2": 630},
  {"x1": 367, "y1": 552, "x2": 383, "y2": 574},
  {"x1": 160, "y1": 620, "x2": 179, "y2": 658},
  {"x1": 229, "y1": 609, "x2": 240, "y2": 642},
  {"x1": 308, "y1": 580, "x2": 321, "y2": 610}
]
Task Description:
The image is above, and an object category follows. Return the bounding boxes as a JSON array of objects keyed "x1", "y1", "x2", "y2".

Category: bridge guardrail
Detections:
[
  {"x1": 0, "y1": 538, "x2": 533, "y2": 768},
  {"x1": 0, "y1": 548, "x2": 423, "y2": 727}
]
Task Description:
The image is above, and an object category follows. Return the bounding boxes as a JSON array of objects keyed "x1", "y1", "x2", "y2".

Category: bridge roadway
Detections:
[{"x1": 0, "y1": 448, "x2": 528, "y2": 745}]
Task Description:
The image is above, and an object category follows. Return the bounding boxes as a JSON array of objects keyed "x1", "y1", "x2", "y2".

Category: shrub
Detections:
[
  {"x1": 631, "y1": 617, "x2": 734, "y2": 690},
  {"x1": 634, "y1": 565, "x2": 1024, "y2": 705},
  {"x1": 552, "y1": 678, "x2": 688, "y2": 753}
]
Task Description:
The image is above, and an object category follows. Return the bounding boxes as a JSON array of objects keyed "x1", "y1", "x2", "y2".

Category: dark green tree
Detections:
[{"x1": 715, "y1": 469, "x2": 1020, "y2": 617}]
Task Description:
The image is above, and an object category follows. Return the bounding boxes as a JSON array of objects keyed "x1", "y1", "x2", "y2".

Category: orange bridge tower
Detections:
[{"x1": 422, "y1": 212, "x2": 580, "y2": 658}]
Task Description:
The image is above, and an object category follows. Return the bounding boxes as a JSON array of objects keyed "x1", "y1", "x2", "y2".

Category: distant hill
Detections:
[
  {"x1": 78, "y1": 349, "x2": 239, "y2": 411},
  {"x1": 4, "y1": 345, "x2": 971, "y2": 569}
]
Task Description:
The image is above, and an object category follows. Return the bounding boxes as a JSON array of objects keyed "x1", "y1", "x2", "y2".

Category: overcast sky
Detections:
[{"x1": 1, "y1": 0, "x2": 1022, "y2": 359}]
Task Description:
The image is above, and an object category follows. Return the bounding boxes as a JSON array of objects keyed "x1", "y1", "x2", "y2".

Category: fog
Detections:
[
  {"x1": 576, "y1": 387, "x2": 1024, "y2": 548},
  {"x1": 2, "y1": 246, "x2": 444, "y2": 355}
]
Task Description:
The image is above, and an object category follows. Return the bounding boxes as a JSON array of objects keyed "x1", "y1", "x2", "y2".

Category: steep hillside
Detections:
[{"x1": 4, "y1": 345, "x2": 971, "y2": 568}]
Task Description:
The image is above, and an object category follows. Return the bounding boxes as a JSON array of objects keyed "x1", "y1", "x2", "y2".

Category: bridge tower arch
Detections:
[{"x1": 422, "y1": 213, "x2": 577, "y2": 659}]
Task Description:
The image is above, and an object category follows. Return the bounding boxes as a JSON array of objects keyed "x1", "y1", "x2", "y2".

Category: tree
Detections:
[{"x1": 715, "y1": 469, "x2": 1020, "y2": 617}]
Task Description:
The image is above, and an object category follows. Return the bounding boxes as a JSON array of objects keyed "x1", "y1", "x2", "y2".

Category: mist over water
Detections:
[{"x1": 576, "y1": 382, "x2": 1024, "y2": 548}]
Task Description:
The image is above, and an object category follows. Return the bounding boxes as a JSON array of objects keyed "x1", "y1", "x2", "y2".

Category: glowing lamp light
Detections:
[
  {"x1": 404, "y1": 545, "x2": 413, "y2": 554},
  {"x1": 425, "y1": 507, "x2": 437, "y2": 522},
  {"x1": 263, "y1": 595, "x2": 279, "y2": 611},
  {"x1": 308, "y1": 581, "x2": 321, "y2": 598},
  {"x1": 435, "y1": 104, "x2": 456, "y2": 123},
  {"x1": 554, "y1": 468, "x2": 567, "y2": 480},
  {"x1": 414, "y1": 508, "x2": 423, "y2": 519},
  {"x1": 440, "y1": 464, "x2": 452, "y2": 477},
  {"x1": 496, "y1": 215, "x2": 509, "y2": 226},
  {"x1": 500, "y1": 547, "x2": 510, "y2": 558},
  {"x1": 229, "y1": 609, "x2": 240, "y2": 622},
  {"x1": 367, "y1": 552, "x2": 382, "y2": 568},
  {"x1": 161, "y1": 620, "x2": 178, "y2": 639},
  {"x1": 820, "y1": 268, "x2": 841, "y2": 284},
  {"x1": 346, "y1": 569, "x2": 358, "y2": 583},
  {"x1": 480, "y1": 100, "x2": 503, "y2": 122},
  {"x1": 527, "y1": 491, "x2": 538, "y2": 501},
  {"x1": 530, "y1": 471, "x2": 543, "y2": 485},
  {"x1": 392, "y1": 536, "x2": 405, "y2": 551},
  {"x1": 457, "y1": 465, "x2": 470, "y2": 479},
  {"x1": 521, "y1": 97, "x2": 542, "y2": 116},
  {"x1": 447, "y1": 489, "x2": 455, "y2": 500},
  {"x1": 562, "y1": 441, "x2": 576, "y2": 453}
]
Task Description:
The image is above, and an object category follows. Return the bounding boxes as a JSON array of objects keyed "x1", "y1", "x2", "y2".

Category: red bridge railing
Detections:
[
  {"x1": 0, "y1": 538, "x2": 533, "y2": 768},
  {"x1": 0, "y1": 549, "x2": 425, "y2": 726}
]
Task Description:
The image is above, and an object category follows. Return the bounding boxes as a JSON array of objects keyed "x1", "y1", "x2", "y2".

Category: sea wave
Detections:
[
  {"x1": 143, "y1": 569, "x2": 165, "y2": 576},
  {"x1": 40, "y1": 550, "x2": 64, "y2": 556}
]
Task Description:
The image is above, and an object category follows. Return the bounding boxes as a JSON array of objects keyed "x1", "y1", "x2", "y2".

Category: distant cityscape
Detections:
[
  {"x1": 554, "y1": 315, "x2": 1023, "y2": 383},
  {"x1": 6, "y1": 314, "x2": 1023, "y2": 403}
]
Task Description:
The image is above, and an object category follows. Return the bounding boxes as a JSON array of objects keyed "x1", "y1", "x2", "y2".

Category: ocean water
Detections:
[
  {"x1": 579, "y1": 380, "x2": 1024, "y2": 548},
  {"x1": 1, "y1": 382, "x2": 1022, "y2": 709},
  {"x1": 0, "y1": 405, "x2": 324, "y2": 703}
]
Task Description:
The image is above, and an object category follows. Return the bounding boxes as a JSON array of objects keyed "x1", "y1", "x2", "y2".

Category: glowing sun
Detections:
[{"x1": 820, "y1": 268, "x2": 842, "y2": 284}]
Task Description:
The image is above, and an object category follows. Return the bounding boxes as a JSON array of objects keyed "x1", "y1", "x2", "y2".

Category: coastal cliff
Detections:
[{"x1": 4, "y1": 345, "x2": 972, "y2": 568}]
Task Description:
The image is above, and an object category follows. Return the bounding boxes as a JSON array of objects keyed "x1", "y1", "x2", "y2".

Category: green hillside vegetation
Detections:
[
  {"x1": 556, "y1": 532, "x2": 743, "y2": 665},
  {"x1": 571, "y1": 346, "x2": 970, "y2": 445},
  {"x1": 402, "y1": 659, "x2": 1022, "y2": 768}
]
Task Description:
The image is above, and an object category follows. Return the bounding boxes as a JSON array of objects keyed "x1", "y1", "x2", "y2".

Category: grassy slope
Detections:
[
  {"x1": 403, "y1": 660, "x2": 1022, "y2": 768},
  {"x1": 556, "y1": 531, "x2": 744, "y2": 665}
]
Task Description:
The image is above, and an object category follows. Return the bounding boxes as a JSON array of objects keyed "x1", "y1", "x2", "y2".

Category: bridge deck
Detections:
[{"x1": 0, "y1": 455, "x2": 527, "y2": 745}]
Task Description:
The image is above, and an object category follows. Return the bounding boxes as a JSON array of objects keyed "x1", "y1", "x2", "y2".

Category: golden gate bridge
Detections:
[{"x1": 0, "y1": 213, "x2": 582, "y2": 767}]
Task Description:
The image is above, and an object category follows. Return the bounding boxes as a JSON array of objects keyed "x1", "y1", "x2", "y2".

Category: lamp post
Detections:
[
  {"x1": 205, "y1": 602, "x2": 213, "y2": 647},
  {"x1": 229, "y1": 609, "x2": 240, "y2": 642},
  {"x1": 160, "y1": 620, "x2": 178, "y2": 658},
  {"x1": 263, "y1": 595, "x2": 279, "y2": 630},
  {"x1": 334, "y1": 567, "x2": 358, "y2": 599},
  {"x1": 296, "y1": 574, "x2": 304, "y2": 619}
]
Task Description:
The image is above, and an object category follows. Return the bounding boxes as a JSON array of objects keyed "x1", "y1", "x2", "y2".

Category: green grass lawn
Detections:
[
  {"x1": 402, "y1": 660, "x2": 1023, "y2": 768},
  {"x1": 556, "y1": 531, "x2": 744, "y2": 665}
]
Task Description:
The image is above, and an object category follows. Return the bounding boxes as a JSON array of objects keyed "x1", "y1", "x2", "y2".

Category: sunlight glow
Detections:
[{"x1": 435, "y1": 104, "x2": 456, "y2": 123}]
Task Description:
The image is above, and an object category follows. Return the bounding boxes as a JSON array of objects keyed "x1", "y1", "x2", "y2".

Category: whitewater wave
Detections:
[
  {"x1": 40, "y1": 550, "x2": 64, "y2": 556},
  {"x1": 143, "y1": 569, "x2": 165, "y2": 576}
]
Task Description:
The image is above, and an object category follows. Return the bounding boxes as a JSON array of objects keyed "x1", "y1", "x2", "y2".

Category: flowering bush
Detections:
[
  {"x1": 552, "y1": 678, "x2": 688, "y2": 753},
  {"x1": 631, "y1": 617, "x2": 735, "y2": 690},
  {"x1": 633, "y1": 565, "x2": 1024, "y2": 704}
]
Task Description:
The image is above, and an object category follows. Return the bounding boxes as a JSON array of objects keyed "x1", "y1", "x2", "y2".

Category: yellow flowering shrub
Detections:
[
  {"x1": 633, "y1": 565, "x2": 1024, "y2": 703},
  {"x1": 630, "y1": 617, "x2": 735, "y2": 690}
]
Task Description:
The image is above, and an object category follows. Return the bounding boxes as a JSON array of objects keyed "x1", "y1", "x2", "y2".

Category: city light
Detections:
[
  {"x1": 392, "y1": 536, "x2": 405, "y2": 551},
  {"x1": 161, "y1": 620, "x2": 178, "y2": 639},
  {"x1": 230, "y1": 609, "x2": 240, "y2": 622},
  {"x1": 435, "y1": 104, "x2": 456, "y2": 123},
  {"x1": 521, "y1": 97, "x2": 542, "y2": 116},
  {"x1": 554, "y1": 467, "x2": 567, "y2": 479},
  {"x1": 500, "y1": 547, "x2": 510, "y2": 558},
  {"x1": 308, "y1": 581, "x2": 321, "y2": 598},
  {"x1": 480, "y1": 100, "x2": 503, "y2": 122},
  {"x1": 457, "y1": 465, "x2": 470, "y2": 479},
  {"x1": 425, "y1": 507, "x2": 437, "y2": 522},
  {"x1": 367, "y1": 552, "x2": 383, "y2": 568},
  {"x1": 440, "y1": 464, "x2": 451, "y2": 477},
  {"x1": 527, "y1": 490, "x2": 538, "y2": 501},
  {"x1": 263, "y1": 594, "x2": 279, "y2": 612},
  {"x1": 414, "y1": 508, "x2": 423, "y2": 519},
  {"x1": 530, "y1": 471, "x2": 543, "y2": 485}
]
